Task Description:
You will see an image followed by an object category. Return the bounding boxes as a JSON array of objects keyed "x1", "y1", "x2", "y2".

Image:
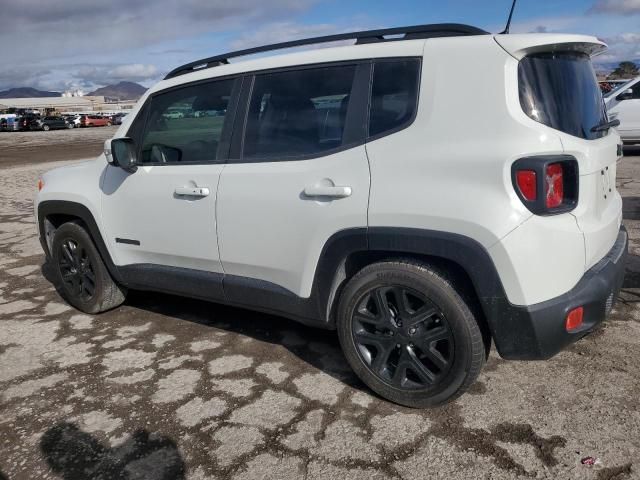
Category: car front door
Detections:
[
  {"x1": 101, "y1": 76, "x2": 240, "y2": 275},
  {"x1": 608, "y1": 79, "x2": 640, "y2": 140},
  {"x1": 216, "y1": 63, "x2": 371, "y2": 304}
]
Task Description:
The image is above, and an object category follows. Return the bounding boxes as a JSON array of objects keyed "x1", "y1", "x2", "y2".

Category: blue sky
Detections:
[{"x1": 1, "y1": 0, "x2": 638, "y2": 92}]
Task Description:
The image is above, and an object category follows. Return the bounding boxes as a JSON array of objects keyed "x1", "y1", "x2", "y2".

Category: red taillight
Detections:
[
  {"x1": 566, "y1": 306, "x2": 584, "y2": 332},
  {"x1": 545, "y1": 163, "x2": 564, "y2": 209},
  {"x1": 516, "y1": 170, "x2": 537, "y2": 201}
]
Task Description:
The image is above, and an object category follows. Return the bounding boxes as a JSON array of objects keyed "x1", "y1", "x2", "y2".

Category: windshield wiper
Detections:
[{"x1": 591, "y1": 118, "x2": 620, "y2": 133}]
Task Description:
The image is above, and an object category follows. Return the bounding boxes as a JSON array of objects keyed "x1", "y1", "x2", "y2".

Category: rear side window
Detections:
[
  {"x1": 243, "y1": 65, "x2": 357, "y2": 160},
  {"x1": 368, "y1": 59, "x2": 420, "y2": 138},
  {"x1": 139, "y1": 79, "x2": 234, "y2": 164},
  {"x1": 519, "y1": 52, "x2": 608, "y2": 140}
]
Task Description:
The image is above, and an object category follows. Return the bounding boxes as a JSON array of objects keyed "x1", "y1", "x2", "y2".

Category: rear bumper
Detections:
[{"x1": 496, "y1": 226, "x2": 628, "y2": 360}]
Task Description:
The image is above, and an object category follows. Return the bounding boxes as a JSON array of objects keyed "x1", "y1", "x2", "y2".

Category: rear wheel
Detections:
[
  {"x1": 52, "y1": 221, "x2": 126, "y2": 314},
  {"x1": 106, "y1": 121, "x2": 112, "y2": 127},
  {"x1": 42, "y1": 125, "x2": 50, "y2": 131},
  {"x1": 337, "y1": 260, "x2": 485, "y2": 407}
]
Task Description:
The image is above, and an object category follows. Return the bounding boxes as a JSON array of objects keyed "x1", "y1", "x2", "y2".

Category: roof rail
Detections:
[{"x1": 164, "y1": 23, "x2": 488, "y2": 80}]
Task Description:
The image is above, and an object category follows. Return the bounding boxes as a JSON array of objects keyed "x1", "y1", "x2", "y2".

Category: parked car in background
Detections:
[
  {"x1": 33, "y1": 116, "x2": 73, "y2": 131},
  {"x1": 606, "y1": 76, "x2": 640, "y2": 144},
  {"x1": 18, "y1": 114, "x2": 41, "y2": 131},
  {"x1": 111, "y1": 113, "x2": 127, "y2": 125},
  {"x1": 81, "y1": 115, "x2": 112, "y2": 127},
  {"x1": 64, "y1": 114, "x2": 82, "y2": 128},
  {"x1": 0, "y1": 114, "x2": 20, "y2": 131}
]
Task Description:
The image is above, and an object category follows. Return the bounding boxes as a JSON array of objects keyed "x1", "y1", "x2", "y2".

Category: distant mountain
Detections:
[
  {"x1": 0, "y1": 87, "x2": 61, "y2": 99},
  {"x1": 88, "y1": 81, "x2": 147, "y2": 101}
]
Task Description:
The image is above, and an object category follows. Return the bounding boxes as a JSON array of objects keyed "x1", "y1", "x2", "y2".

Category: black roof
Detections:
[{"x1": 164, "y1": 23, "x2": 488, "y2": 80}]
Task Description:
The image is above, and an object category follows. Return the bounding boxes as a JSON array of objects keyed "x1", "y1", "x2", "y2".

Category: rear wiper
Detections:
[{"x1": 591, "y1": 118, "x2": 620, "y2": 133}]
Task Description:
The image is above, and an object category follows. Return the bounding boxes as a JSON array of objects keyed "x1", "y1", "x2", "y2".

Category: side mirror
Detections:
[
  {"x1": 110, "y1": 138, "x2": 138, "y2": 172},
  {"x1": 616, "y1": 89, "x2": 633, "y2": 101}
]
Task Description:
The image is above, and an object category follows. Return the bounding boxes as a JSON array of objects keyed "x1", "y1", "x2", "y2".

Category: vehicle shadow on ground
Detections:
[
  {"x1": 126, "y1": 288, "x2": 368, "y2": 390},
  {"x1": 623, "y1": 196, "x2": 640, "y2": 221},
  {"x1": 624, "y1": 254, "x2": 640, "y2": 289},
  {"x1": 40, "y1": 259, "x2": 366, "y2": 391},
  {"x1": 40, "y1": 422, "x2": 185, "y2": 480}
]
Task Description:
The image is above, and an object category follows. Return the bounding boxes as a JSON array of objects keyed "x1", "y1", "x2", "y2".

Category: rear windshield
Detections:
[{"x1": 519, "y1": 52, "x2": 607, "y2": 140}]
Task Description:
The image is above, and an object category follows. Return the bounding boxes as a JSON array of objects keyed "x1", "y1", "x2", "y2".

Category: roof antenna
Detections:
[{"x1": 501, "y1": 0, "x2": 518, "y2": 34}]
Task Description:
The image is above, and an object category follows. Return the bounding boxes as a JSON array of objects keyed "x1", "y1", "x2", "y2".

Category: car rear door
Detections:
[
  {"x1": 216, "y1": 62, "x2": 371, "y2": 302},
  {"x1": 101, "y1": 76, "x2": 241, "y2": 276}
]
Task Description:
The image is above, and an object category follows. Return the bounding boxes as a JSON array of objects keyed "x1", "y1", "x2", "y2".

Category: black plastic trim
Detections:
[
  {"x1": 115, "y1": 238, "x2": 140, "y2": 246},
  {"x1": 120, "y1": 264, "x2": 225, "y2": 302},
  {"x1": 37, "y1": 200, "x2": 124, "y2": 284}
]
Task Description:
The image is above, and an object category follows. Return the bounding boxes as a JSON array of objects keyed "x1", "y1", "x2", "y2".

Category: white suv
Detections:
[{"x1": 35, "y1": 24, "x2": 628, "y2": 407}]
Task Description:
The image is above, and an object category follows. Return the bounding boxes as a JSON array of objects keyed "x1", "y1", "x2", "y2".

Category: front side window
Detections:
[
  {"x1": 243, "y1": 65, "x2": 357, "y2": 160},
  {"x1": 140, "y1": 79, "x2": 234, "y2": 164},
  {"x1": 369, "y1": 59, "x2": 420, "y2": 138},
  {"x1": 519, "y1": 52, "x2": 608, "y2": 140}
]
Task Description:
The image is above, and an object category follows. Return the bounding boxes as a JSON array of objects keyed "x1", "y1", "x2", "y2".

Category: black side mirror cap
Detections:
[{"x1": 111, "y1": 138, "x2": 138, "y2": 173}]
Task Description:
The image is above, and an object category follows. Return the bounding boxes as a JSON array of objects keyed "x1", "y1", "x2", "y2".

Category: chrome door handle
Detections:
[
  {"x1": 304, "y1": 185, "x2": 352, "y2": 198},
  {"x1": 175, "y1": 186, "x2": 210, "y2": 197}
]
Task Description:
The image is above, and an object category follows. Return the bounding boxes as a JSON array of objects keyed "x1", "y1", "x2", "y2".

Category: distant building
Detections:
[{"x1": 0, "y1": 95, "x2": 137, "y2": 113}]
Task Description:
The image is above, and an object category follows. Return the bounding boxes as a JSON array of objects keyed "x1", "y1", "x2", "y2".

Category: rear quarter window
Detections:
[{"x1": 368, "y1": 59, "x2": 420, "y2": 139}]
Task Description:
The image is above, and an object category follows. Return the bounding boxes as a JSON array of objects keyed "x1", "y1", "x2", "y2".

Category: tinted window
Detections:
[
  {"x1": 243, "y1": 65, "x2": 356, "y2": 160},
  {"x1": 140, "y1": 79, "x2": 234, "y2": 164},
  {"x1": 519, "y1": 52, "x2": 608, "y2": 140},
  {"x1": 369, "y1": 60, "x2": 420, "y2": 138}
]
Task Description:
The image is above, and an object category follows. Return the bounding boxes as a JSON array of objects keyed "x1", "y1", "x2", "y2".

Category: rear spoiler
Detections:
[{"x1": 494, "y1": 34, "x2": 607, "y2": 60}]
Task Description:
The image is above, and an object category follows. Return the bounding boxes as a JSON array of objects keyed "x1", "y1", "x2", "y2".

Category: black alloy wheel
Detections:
[
  {"x1": 351, "y1": 285, "x2": 453, "y2": 389},
  {"x1": 57, "y1": 238, "x2": 96, "y2": 301}
]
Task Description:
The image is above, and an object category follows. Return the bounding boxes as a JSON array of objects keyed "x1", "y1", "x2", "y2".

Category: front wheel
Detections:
[
  {"x1": 337, "y1": 260, "x2": 485, "y2": 408},
  {"x1": 42, "y1": 125, "x2": 50, "y2": 131},
  {"x1": 52, "y1": 221, "x2": 126, "y2": 314}
]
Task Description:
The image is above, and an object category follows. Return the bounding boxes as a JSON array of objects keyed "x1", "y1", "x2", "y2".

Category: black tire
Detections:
[
  {"x1": 51, "y1": 221, "x2": 126, "y2": 314},
  {"x1": 337, "y1": 260, "x2": 485, "y2": 408},
  {"x1": 42, "y1": 125, "x2": 50, "y2": 131}
]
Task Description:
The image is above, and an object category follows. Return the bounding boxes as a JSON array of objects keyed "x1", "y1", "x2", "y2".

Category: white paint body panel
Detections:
[
  {"x1": 101, "y1": 163, "x2": 224, "y2": 272},
  {"x1": 217, "y1": 147, "x2": 370, "y2": 297}
]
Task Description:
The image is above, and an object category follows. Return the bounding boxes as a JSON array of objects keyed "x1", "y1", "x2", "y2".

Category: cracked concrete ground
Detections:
[{"x1": 0, "y1": 135, "x2": 639, "y2": 479}]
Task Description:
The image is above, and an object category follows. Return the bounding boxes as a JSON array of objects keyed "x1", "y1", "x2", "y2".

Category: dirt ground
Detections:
[
  {"x1": 0, "y1": 126, "x2": 118, "y2": 167},
  {"x1": 0, "y1": 131, "x2": 639, "y2": 480}
]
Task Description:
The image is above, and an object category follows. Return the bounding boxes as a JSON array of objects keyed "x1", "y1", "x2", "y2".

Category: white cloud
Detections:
[
  {"x1": 0, "y1": 0, "x2": 317, "y2": 90},
  {"x1": 589, "y1": 0, "x2": 640, "y2": 14}
]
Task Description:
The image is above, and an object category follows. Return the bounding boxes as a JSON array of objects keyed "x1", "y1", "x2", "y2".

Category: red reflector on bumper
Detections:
[{"x1": 566, "y1": 307, "x2": 584, "y2": 331}]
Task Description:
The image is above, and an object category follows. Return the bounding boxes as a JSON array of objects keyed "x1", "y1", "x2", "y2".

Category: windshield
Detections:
[{"x1": 519, "y1": 52, "x2": 608, "y2": 140}]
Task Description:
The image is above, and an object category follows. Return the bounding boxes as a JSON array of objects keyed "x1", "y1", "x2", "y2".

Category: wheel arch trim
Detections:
[{"x1": 37, "y1": 200, "x2": 124, "y2": 284}]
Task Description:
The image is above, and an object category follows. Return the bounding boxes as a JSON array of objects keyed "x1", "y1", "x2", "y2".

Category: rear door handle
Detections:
[
  {"x1": 304, "y1": 185, "x2": 352, "y2": 198},
  {"x1": 175, "y1": 186, "x2": 210, "y2": 197}
]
